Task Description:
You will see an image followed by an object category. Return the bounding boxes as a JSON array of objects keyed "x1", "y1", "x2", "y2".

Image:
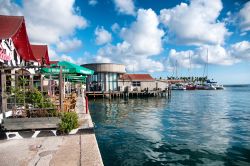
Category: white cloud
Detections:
[
  {"x1": 49, "y1": 47, "x2": 87, "y2": 65},
  {"x1": 95, "y1": 26, "x2": 112, "y2": 45},
  {"x1": 0, "y1": 0, "x2": 87, "y2": 45},
  {"x1": 230, "y1": 41, "x2": 250, "y2": 60},
  {"x1": 0, "y1": 0, "x2": 22, "y2": 15},
  {"x1": 111, "y1": 23, "x2": 120, "y2": 33},
  {"x1": 168, "y1": 44, "x2": 237, "y2": 70},
  {"x1": 48, "y1": 47, "x2": 74, "y2": 62},
  {"x1": 160, "y1": 0, "x2": 230, "y2": 46},
  {"x1": 0, "y1": 0, "x2": 88, "y2": 63},
  {"x1": 168, "y1": 49, "x2": 201, "y2": 69},
  {"x1": 95, "y1": 9, "x2": 165, "y2": 73},
  {"x1": 121, "y1": 9, "x2": 164, "y2": 56},
  {"x1": 113, "y1": 0, "x2": 136, "y2": 16},
  {"x1": 56, "y1": 38, "x2": 82, "y2": 53},
  {"x1": 197, "y1": 45, "x2": 235, "y2": 65},
  {"x1": 239, "y1": 1, "x2": 250, "y2": 32},
  {"x1": 88, "y1": 0, "x2": 98, "y2": 6},
  {"x1": 95, "y1": 42, "x2": 164, "y2": 73}
]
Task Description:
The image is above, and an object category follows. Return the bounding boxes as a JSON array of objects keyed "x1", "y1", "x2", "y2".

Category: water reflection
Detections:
[{"x1": 90, "y1": 87, "x2": 250, "y2": 166}]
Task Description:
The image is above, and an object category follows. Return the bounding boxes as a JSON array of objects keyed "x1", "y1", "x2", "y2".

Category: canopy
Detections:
[
  {"x1": 66, "y1": 75, "x2": 86, "y2": 80},
  {"x1": 44, "y1": 74, "x2": 86, "y2": 83},
  {"x1": 40, "y1": 61, "x2": 94, "y2": 75},
  {"x1": 66, "y1": 76, "x2": 86, "y2": 83}
]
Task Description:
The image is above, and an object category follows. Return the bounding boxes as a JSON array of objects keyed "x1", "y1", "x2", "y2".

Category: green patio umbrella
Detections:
[
  {"x1": 66, "y1": 75, "x2": 86, "y2": 83},
  {"x1": 40, "y1": 61, "x2": 94, "y2": 75}
]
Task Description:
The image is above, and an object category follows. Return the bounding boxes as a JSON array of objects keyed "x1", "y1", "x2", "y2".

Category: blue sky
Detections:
[{"x1": 0, "y1": 0, "x2": 250, "y2": 84}]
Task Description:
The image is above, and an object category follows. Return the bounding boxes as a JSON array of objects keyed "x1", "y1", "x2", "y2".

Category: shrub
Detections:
[
  {"x1": 59, "y1": 112, "x2": 79, "y2": 134},
  {"x1": 12, "y1": 88, "x2": 55, "y2": 108}
]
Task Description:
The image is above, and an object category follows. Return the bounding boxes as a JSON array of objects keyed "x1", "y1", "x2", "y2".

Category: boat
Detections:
[
  {"x1": 204, "y1": 83, "x2": 216, "y2": 90},
  {"x1": 215, "y1": 85, "x2": 224, "y2": 90},
  {"x1": 171, "y1": 83, "x2": 186, "y2": 90},
  {"x1": 196, "y1": 84, "x2": 205, "y2": 90},
  {"x1": 206, "y1": 80, "x2": 224, "y2": 90},
  {"x1": 186, "y1": 84, "x2": 196, "y2": 90}
]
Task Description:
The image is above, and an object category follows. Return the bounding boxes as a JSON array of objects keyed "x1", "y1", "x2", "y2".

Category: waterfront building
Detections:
[
  {"x1": 0, "y1": 15, "x2": 38, "y2": 67},
  {"x1": 119, "y1": 74, "x2": 158, "y2": 92},
  {"x1": 82, "y1": 63, "x2": 126, "y2": 92},
  {"x1": 0, "y1": 15, "x2": 52, "y2": 93},
  {"x1": 31, "y1": 44, "x2": 50, "y2": 66}
]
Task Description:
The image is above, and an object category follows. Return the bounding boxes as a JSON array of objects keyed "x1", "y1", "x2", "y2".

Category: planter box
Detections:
[{"x1": 2, "y1": 117, "x2": 61, "y2": 131}]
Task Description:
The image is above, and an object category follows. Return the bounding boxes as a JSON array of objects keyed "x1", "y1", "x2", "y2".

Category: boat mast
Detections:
[
  {"x1": 189, "y1": 51, "x2": 191, "y2": 82},
  {"x1": 202, "y1": 48, "x2": 209, "y2": 80},
  {"x1": 175, "y1": 60, "x2": 178, "y2": 79},
  {"x1": 206, "y1": 48, "x2": 209, "y2": 80}
]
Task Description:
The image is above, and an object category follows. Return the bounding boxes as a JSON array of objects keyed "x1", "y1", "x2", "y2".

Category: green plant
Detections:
[
  {"x1": 59, "y1": 112, "x2": 79, "y2": 133},
  {"x1": 18, "y1": 76, "x2": 29, "y2": 87}
]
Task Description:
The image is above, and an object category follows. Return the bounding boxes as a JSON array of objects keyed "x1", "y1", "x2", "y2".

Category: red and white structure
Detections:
[{"x1": 0, "y1": 15, "x2": 50, "y2": 68}]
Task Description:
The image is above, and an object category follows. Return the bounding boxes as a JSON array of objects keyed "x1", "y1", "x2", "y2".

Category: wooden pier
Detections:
[{"x1": 86, "y1": 89, "x2": 172, "y2": 99}]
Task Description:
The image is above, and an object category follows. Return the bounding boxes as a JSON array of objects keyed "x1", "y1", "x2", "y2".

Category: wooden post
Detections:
[
  {"x1": 29, "y1": 75, "x2": 33, "y2": 89},
  {"x1": 40, "y1": 74, "x2": 43, "y2": 92},
  {"x1": 59, "y1": 67, "x2": 63, "y2": 112},
  {"x1": 85, "y1": 96, "x2": 89, "y2": 114},
  {"x1": 48, "y1": 75, "x2": 52, "y2": 96},
  {"x1": 1, "y1": 70, "x2": 7, "y2": 117}
]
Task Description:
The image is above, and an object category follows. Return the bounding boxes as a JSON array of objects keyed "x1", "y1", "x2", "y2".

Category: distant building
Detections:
[
  {"x1": 119, "y1": 74, "x2": 156, "y2": 91},
  {"x1": 82, "y1": 63, "x2": 126, "y2": 91}
]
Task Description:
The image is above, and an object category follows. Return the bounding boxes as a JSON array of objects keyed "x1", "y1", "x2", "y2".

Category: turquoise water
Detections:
[{"x1": 89, "y1": 86, "x2": 250, "y2": 166}]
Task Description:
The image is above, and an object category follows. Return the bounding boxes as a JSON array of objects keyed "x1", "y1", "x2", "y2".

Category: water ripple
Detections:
[{"x1": 90, "y1": 87, "x2": 250, "y2": 166}]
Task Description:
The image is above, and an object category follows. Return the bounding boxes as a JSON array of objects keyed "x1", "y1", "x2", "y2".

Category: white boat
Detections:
[
  {"x1": 171, "y1": 84, "x2": 186, "y2": 90},
  {"x1": 215, "y1": 85, "x2": 225, "y2": 90},
  {"x1": 206, "y1": 80, "x2": 224, "y2": 90},
  {"x1": 204, "y1": 84, "x2": 216, "y2": 90}
]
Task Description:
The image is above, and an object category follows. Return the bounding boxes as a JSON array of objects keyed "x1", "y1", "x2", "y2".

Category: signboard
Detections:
[{"x1": 0, "y1": 44, "x2": 12, "y2": 61}]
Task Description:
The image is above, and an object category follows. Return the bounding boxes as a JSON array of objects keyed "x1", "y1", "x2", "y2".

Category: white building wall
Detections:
[
  {"x1": 1, "y1": 39, "x2": 15, "y2": 64},
  {"x1": 118, "y1": 80, "x2": 169, "y2": 92}
]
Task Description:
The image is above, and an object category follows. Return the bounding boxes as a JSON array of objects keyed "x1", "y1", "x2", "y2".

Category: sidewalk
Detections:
[
  {"x1": 0, "y1": 94, "x2": 103, "y2": 166},
  {"x1": 0, "y1": 134, "x2": 103, "y2": 166}
]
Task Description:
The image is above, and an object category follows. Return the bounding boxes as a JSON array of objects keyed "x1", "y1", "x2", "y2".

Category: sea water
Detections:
[{"x1": 89, "y1": 85, "x2": 250, "y2": 166}]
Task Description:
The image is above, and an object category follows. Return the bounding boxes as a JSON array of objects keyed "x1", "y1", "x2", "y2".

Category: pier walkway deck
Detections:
[
  {"x1": 0, "y1": 134, "x2": 103, "y2": 166},
  {"x1": 0, "y1": 94, "x2": 103, "y2": 166}
]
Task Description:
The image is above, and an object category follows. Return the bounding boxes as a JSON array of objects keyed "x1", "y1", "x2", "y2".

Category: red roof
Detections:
[
  {"x1": 0, "y1": 15, "x2": 37, "y2": 62},
  {"x1": 31, "y1": 45, "x2": 50, "y2": 65},
  {"x1": 49, "y1": 61, "x2": 59, "y2": 65},
  {"x1": 120, "y1": 74, "x2": 155, "y2": 81}
]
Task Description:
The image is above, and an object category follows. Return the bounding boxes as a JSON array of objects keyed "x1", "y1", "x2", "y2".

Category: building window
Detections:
[{"x1": 132, "y1": 81, "x2": 141, "y2": 87}]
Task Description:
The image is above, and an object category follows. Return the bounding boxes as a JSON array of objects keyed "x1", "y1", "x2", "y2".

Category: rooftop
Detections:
[
  {"x1": 120, "y1": 74, "x2": 155, "y2": 81},
  {"x1": 0, "y1": 15, "x2": 36, "y2": 61},
  {"x1": 31, "y1": 45, "x2": 50, "y2": 65}
]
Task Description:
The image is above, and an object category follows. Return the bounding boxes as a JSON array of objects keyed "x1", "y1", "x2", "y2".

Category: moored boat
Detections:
[
  {"x1": 186, "y1": 84, "x2": 196, "y2": 90},
  {"x1": 171, "y1": 83, "x2": 186, "y2": 90},
  {"x1": 215, "y1": 85, "x2": 225, "y2": 90}
]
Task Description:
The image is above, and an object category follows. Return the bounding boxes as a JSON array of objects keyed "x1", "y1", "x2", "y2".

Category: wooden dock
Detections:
[{"x1": 86, "y1": 90, "x2": 171, "y2": 99}]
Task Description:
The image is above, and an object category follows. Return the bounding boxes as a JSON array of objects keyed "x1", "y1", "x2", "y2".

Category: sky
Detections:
[{"x1": 0, "y1": 0, "x2": 250, "y2": 84}]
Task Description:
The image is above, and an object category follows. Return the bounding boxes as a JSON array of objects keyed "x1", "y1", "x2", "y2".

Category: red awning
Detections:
[
  {"x1": 31, "y1": 45, "x2": 50, "y2": 65},
  {"x1": 0, "y1": 15, "x2": 37, "y2": 62}
]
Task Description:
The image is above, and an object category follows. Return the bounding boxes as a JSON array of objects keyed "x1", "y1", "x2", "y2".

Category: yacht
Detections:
[{"x1": 171, "y1": 83, "x2": 186, "y2": 90}]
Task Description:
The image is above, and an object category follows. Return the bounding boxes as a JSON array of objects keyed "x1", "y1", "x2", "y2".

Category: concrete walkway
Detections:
[
  {"x1": 0, "y1": 134, "x2": 103, "y2": 166},
  {"x1": 0, "y1": 94, "x2": 103, "y2": 166}
]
